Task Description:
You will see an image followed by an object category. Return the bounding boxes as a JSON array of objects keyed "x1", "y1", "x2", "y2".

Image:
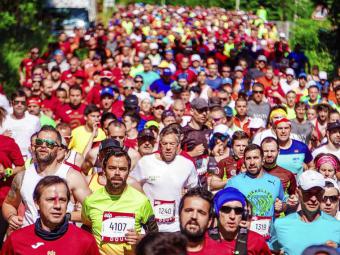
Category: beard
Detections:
[
  {"x1": 36, "y1": 151, "x2": 56, "y2": 164},
  {"x1": 180, "y1": 219, "x2": 205, "y2": 242},
  {"x1": 301, "y1": 202, "x2": 321, "y2": 221}
]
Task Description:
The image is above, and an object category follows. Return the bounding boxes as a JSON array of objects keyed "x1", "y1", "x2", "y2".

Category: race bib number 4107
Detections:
[{"x1": 101, "y1": 212, "x2": 135, "y2": 243}]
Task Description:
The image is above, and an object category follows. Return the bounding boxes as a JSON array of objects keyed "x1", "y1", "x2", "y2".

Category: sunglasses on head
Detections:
[
  {"x1": 13, "y1": 100, "x2": 26, "y2": 106},
  {"x1": 220, "y1": 206, "x2": 244, "y2": 215},
  {"x1": 35, "y1": 138, "x2": 60, "y2": 149},
  {"x1": 322, "y1": 195, "x2": 338, "y2": 203}
]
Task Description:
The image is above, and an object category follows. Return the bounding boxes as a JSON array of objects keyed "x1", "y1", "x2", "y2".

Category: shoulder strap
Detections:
[{"x1": 234, "y1": 227, "x2": 248, "y2": 255}]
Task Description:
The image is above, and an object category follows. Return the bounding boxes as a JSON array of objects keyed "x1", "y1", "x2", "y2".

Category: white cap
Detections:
[
  {"x1": 213, "y1": 124, "x2": 229, "y2": 136},
  {"x1": 191, "y1": 54, "x2": 201, "y2": 62},
  {"x1": 324, "y1": 178, "x2": 340, "y2": 193},
  {"x1": 286, "y1": 68, "x2": 295, "y2": 77},
  {"x1": 298, "y1": 170, "x2": 325, "y2": 191},
  {"x1": 149, "y1": 43, "x2": 158, "y2": 50},
  {"x1": 307, "y1": 80, "x2": 317, "y2": 88},
  {"x1": 248, "y1": 118, "x2": 265, "y2": 129},
  {"x1": 279, "y1": 32, "x2": 286, "y2": 38},
  {"x1": 319, "y1": 71, "x2": 327, "y2": 80}
]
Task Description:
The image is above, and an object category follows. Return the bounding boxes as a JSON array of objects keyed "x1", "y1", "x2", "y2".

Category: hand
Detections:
[
  {"x1": 287, "y1": 194, "x2": 299, "y2": 207},
  {"x1": 189, "y1": 144, "x2": 205, "y2": 157},
  {"x1": 325, "y1": 240, "x2": 338, "y2": 248},
  {"x1": 272, "y1": 92, "x2": 280, "y2": 98},
  {"x1": 8, "y1": 215, "x2": 23, "y2": 230},
  {"x1": 125, "y1": 229, "x2": 140, "y2": 245},
  {"x1": 274, "y1": 198, "x2": 283, "y2": 212},
  {"x1": 212, "y1": 142, "x2": 224, "y2": 157},
  {"x1": 2, "y1": 129, "x2": 12, "y2": 137},
  {"x1": 92, "y1": 122, "x2": 99, "y2": 138}
]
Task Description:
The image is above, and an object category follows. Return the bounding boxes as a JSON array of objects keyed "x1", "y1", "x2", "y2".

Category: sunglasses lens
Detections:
[{"x1": 220, "y1": 206, "x2": 244, "y2": 215}]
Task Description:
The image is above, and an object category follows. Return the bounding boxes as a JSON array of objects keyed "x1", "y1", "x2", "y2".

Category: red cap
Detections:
[
  {"x1": 100, "y1": 70, "x2": 113, "y2": 80},
  {"x1": 27, "y1": 97, "x2": 41, "y2": 107},
  {"x1": 274, "y1": 117, "x2": 291, "y2": 126}
]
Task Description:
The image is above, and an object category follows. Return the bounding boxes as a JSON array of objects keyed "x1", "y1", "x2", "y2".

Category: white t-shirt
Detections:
[
  {"x1": 130, "y1": 153, "x2": 198, "y2": 232},
  {"x1": 280, "y1": 79, "x2": 299, "y2": 94},
  {"x1": 312, "y1": 145, "x2": 340, "y2": 159},
  {"x1": 0, "y1": 111, "x2": 40, "y2": 158}
]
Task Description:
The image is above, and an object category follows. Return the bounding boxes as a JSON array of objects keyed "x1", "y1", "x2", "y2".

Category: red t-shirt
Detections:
[
  {"x1": 265, "y1": 85, "x2": 285, "y2": 105},
  {"x1": 86, "y1": 84, "x2": 104, "y2": 106},
  {"x1": 265, "y1": 165, "x2": 297, "y2": 195},
  {"x1": 217, "y1": 156, "x2": 240, "y2": 179},
  {"x1": 124, "y1": 137, "x2": 138, "y2": 149},
  {"x1": 56, "y1": 103, "x2": 87, "y2": 129},
  {"x1": 218, "y1": 230, "x2": 271, "y2": 255},
  {"x1": 20, "y1": 58, "x2": 45, "y2": 81},
  {"x1": 1, "y1": 224, "x2": 100, "y2": 255},
  {"x1": 188, "y1": 235, "x2": 225, "y2": 255},
  {"x1": 0, "y1": 135, "x2": 24, "y2": 205},
  {"x1": 41, "y1": 96, "x2": 60, "y2": 113}
]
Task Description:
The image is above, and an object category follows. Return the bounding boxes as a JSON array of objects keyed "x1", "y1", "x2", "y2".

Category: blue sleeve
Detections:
[
  {"x1": 225, "y1": 177, "x2": 234, "y2": 189},
  {"x1": 149, "y1": 80, "x2": 158, "y2": 92},
  {"x1": 303, "y1": 145, "x2": 313, "y2": 164},
  {"x1": 278, "y1": 181, "x2": 287, "y2": 202}
]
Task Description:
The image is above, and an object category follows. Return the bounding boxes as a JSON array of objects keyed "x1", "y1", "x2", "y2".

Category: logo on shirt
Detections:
[
  {"x1": 247, "y1": 189, "x2": 274, "y2": 216},
  {"x1": 47, "y1": 251, "x2": 56, "y2": 255},
  {"x1": 31, "y1": 242, "x2": 44, "y2": 249}
]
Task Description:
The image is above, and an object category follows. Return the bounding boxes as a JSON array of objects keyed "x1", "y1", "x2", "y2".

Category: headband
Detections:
[
  {"x1": 274, "y1": 117, "x2": 291, "y2": 126},
  {"x1": 270, "y1": 109, "x2": 287, "y2": 121},
  {"x1": 316, "y1": 155, "x2": 338, "y2": 171}
]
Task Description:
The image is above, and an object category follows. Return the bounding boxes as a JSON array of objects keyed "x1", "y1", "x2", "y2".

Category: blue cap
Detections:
[
  {"x1": 54, "y1": 49, "x2": 64, "y2": 56},
  {"x1": 222, "y1": 78, "x2": 233, "y2": 85},
  {"x1": 224, "y1": 106, "x2": 233, "y2": 117},
  {"x1": 298, "y1": 72, "x2": 307, "y2": 79},
  {"x1": 213, "y1": 187, "x2": 246, "y2": 216},
  {"x1": 177, "y1": 73, "x2": 188, "y2": 81},
  {"x1": 163, "y1": 68, "x2": 172, "y2": 76},
  {"x1": 100, "y1": 87, "x2": 114, "y2": 97}
]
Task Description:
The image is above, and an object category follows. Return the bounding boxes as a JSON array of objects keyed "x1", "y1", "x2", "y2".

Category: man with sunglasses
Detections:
[
  {"x1": 2, "y1": 125, "x2": 91, "y2": 229},
  {"x1": 137, "y1": 129, "x2": 157, "y2": 157},
  {"x1": 270, "y1": 171, "x2": 340, "y2": 255},
  {"x1": 247, "y1": 83, "x2": 271, "y2": 124},
  {"x1": 213, "y1": 187, "x2": 271, "y2": 254},
  {"x1": 226, "y1": 144, "x2": 286, "y2": 241},
  {"x1": 0, "y1": 90, "x2": 41, "y2": 160},
  {"x1": 320, "y1": 179, "x2": 340, "y2": 219}
]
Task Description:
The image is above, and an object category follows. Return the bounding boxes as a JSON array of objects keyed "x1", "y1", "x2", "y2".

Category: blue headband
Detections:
[{"x1": 213, "y1": 187, "x2": 246, "y2": 216}]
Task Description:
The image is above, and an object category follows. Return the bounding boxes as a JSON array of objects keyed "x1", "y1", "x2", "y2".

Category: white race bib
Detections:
[
  {"x1": 153, "y1": 200, "x2": 175, "y2": 223},
  {"x1": 101, "y1": 212, "x2": 135, "y2": 243},
  {"x1": 250, "y1": 216, "x2": 271, "y2": 240}
]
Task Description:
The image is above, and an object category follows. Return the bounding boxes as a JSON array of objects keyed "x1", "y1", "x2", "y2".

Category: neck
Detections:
[
  {"x1": 299, "y1": 209, "x2": 321, "y2": 223},
  {"x1": 326, "y1": 142, "x2": 339, "y2": 151},
  {"x1": 127, "y1": 128, "x2": 138, "y2": 138},
  {"x1": 247, "y1": 169, "x2": 264, "y2": 179},
  {"x1": 186, "y1": 239, "x2": 205, "y2": 252},
  {"x1": 37, "y1": 160, "x2": 60, "y2": 175},
  {"x1": 105, "y1": 183, "x2": 125, "y2": 196},
  {"x1": 296, "y1": 117, "x2": 305, "y2": 123},
  {"x1": 40, "y1": 219, "x2": 59, "y2": 232},
  {"x1": 263, "y1": 162, "x2": 276, "y2": 170},
  {"x1": 12, "y1": 111, "x2": 25, "y2": 119},
  {"x1": 236, "y1": 115, "x2": 246, "y2": 122},
  {"x1": 220, "y1": 228, "x2": 238, "y2": 241},
  {"x1": 85, "y1": 123, "x2": 93, "y2": 132},
  {"x1": 279, "y1": 138, "x2": 292, "y2": 149},
  {"x1": 189, "y1": 119, "x2": 202, "y2": 130}
]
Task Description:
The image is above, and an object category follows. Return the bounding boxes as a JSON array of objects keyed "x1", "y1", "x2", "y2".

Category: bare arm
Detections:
[
  {"x1": 128, "y1": 149, "x2": 140, "y2": 170},
  {"x1": 210, "y1": 175, "x2": 227, "y2": 191},
  {"x1": 2, "y1": 171, "x2": 25, "y2": 229},
  {"x1": 81, "y1": 148, "x2": 97, "y2": 176},
  {"x1": 127, "y1": 176, "x2": 144, "y2": 193}
]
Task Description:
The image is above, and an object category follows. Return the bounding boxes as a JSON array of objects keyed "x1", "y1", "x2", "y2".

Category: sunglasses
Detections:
[
  {"x1": 196, "y1": 107, "x2": 208, "y2": 114},
  {"x1": 222, "y1": 70, "x2": 231, "y2": 73},
  {"x1": 111, "y1": 135, "x2": 124, "y2": 140},
  {"x1": 13, "y1": 100, "x2": 26, "y2": 106},
  {"x1": 212, "y1": 117, "x2": 223, "y2": 123},
  {"x1": 154, "y1": 106, "x2": 165, "y2": 110},
  {"x1": 123, "y1": 86, "x2": 134, "y2": 90},
  {"x1": 219, "y1": 97, "x2": 228, "y2": 101},
  {"x1": 220, "y1": 206, "x2": 244, "y2": 215},
  {"x1": 253, "y1": 90, "x2": 264, "y2": 94},
  {"x1": 134, "y1": 80, "x2": 143, "y2": 83},
  {"x1": 322, "y1": 195, "x2": 338, "y2": 203},
  {"x1": 35, "y1": 138, "x2": 60, "y2": 149}
]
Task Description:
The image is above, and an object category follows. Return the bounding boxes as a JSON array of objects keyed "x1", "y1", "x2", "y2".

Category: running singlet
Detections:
[
  {"x1": 82, "y1": 185, "x2": 155, "y2": 255},
  {"x1": 276, "y1": 139, "x2": 313, "y2": 175}
]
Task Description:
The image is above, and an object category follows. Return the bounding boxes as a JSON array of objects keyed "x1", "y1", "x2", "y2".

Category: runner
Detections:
[{"x1": 82, "y1": 149, "x2": 158, "y2": 255}]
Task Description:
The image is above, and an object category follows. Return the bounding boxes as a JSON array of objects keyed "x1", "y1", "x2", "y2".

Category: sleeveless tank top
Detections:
[{"x1": 20, "y1": 163, "x2": 73, "y2": 227}]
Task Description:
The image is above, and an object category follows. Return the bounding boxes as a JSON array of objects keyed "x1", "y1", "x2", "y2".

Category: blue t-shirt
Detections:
[
  {"x1": 270, "y1": 212, "x2": 340, "y2": 255},
  {"x1": 276, "y1": 139, "x2": 313, "y2": 175},
  {"x1": 226, "y1": 172, "x2": 285, "y2": 218},
  {"x1": 149, "y1": 78, "x2": 172, "y2": 94},
  {"x1": 206, "y1": 77, "x2": 223, "y2": 90}
]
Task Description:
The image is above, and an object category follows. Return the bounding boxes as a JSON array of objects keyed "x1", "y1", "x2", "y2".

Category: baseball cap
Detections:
[
  {"x1": 138, "y1": 129, "x2": 156, "y2": 140},
  {"x1": 100, "y1": 87, "x2": 114, "y2": 97},
  {"x1": 54, "y1": 49, "x2": 64, "y2": 56},
  {"x1": 153, "y1": 99, "x2": 165, "y2": 108},
  {"x1": 279, "y1": 32, "x2": 286, "y2": 38},
  {"x1": 319, "y1": 71, "x2": 327, "y2": 80},
  {"x1": 158, "y1": 60, "x2": 169, "y2": 69},
  {"x1": 307, "y1": 80, "x2": 318, "y2": 89},
  {"x1": 222, "y1": 78, "x2": 233, "y2": 85},
  {"x1": 191, "y1": 98, "x2": 208, "y2": 110},
  {"x1": 224, "y1": 106, "x2": 233, "y2": 117},
  {"x1": 234, "y1": 66, "x2": 243, "y2": 72},
  {"x1": 257, "y1": 55, "x2": 267, "y2": 62},
  {"x1": 27, "y1": 97, "x2": 42, "y2": 107},
  {"x1": 327, "y1": 120, "x2": 340, "y2": 131},
  {"x1": 325, "y1": 178, "x2": 340, "y2": 193},
  {"x1": 249, "y1": 118, "x2": 265, "y2": 129},
  {"x1": 163, "y1": 68, "x2": 172, "y2": 76},
  {"x1": 213, "y1": 187, "x2": 246, "y2": 216},
  {"x1": 161, "y1": 110, "x2": 176, "y2": 121},
  {"x1": 191, "y1": 54, "x2": 201, "y2": 62},
  {"x1": 302, "y1": 245, "x2": 339, "y2": 255},
  {"x1": 149, "y1": 42, "x2": 158, "y2": 50},
  {"x1": 124, "y1": 95, "x2": 139, "y2": 109},
  {"x1": 298, "y1": 72, "x2": 307, "y2": 79},
  {"x1": 99, "y1": 138, "x2": 121, "y2": 152},
  {"x1": 213, "y1": 124, "x2": 229, "y2": 136},
  {"x1": 298, "y1": 170, "x2": 325, "y2": 191},
  {"x1": 144, "y1": 120, "x2": 160, "y2": 129},
  {"x1": 100, "y1": 70, "x2": 113, "y2": 80},
  {"x1": 286, "y1": 68, "x2": 295, "y2": 77}
]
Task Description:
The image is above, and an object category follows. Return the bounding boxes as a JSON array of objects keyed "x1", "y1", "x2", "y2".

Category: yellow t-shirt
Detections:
[{"x1": 69, "y1": 126, "x2": 106, "y2": 154}]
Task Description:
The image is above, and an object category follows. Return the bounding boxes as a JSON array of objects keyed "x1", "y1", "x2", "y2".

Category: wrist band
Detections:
[{"x1": 5, "y1": 168, "x2": 13, "y2": 177}]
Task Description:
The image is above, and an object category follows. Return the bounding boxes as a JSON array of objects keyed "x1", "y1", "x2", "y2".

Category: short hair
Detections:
[
  {"x1": 329, "y1": 109, "x2": 340, "y2": 118},
  {"x1": 231, "y1": 131, "x2": 249, "y2": 146},
  {"x1": 235, "y1": 96, "x2": 247, "y2": 105},
  {"x1": 179, "y1": 187, "x2": 214, "y2": 218},
  {"x1": 261, "y1": 137, "x2": 279, "y2": 149},
  {"x1": 69, "y1": 84, "x2": 83, "y2": 94},
  {"x1": 84, "y1": 104, "x2": 100, "y2": 116},
  {"x1": 123, "y1": 111, "x2": 140, "y2": 125},
  {"x1": 159, "y1": 125, "x2": 181, "y2": 143},
  {"x1": 108, "y1": 119, "x2": 126, "y2": 130},
  {"x1": 33, "y1": 176, "x2": 70, "y2": 202},
  {"x1": 295, "y1": 101, "x2": 307, "y2": 110},
  {"x1": 136, "y1": 232, "x2": 187, "y2": 255},
  {"x1": 56, "y1": 87, "x2": 67, "y2": 94},
  {"x1": 56, "y1": 122, "x2": 71, "y2": 131},
  {"x1": 38, "y1": 125, "x2": 62, "y2": 145},
  {"x1": 102, "y1": 149, "x2": 131, "y2": 171},
  {"x1": 100, "y1": 112, "x2": 117, "y2": 127},
  {"x1": 286, "y1": 90, "x2": 296, "y2": 96},
  {"x1": 244, "y1": 143, "x2": 263, "y2": 158},
  {"x1": 210, "y1": 106, "x2": 226, "y2": 117},
  {"x1": 11, "y1": 89, "x2": 26, "y2": 101},
  {"x1": 252, "y1": 82, "x2": 264, "y2": 90},
  {"x1": 334, "y1": 85, "x2": 340, "y2": 94}
]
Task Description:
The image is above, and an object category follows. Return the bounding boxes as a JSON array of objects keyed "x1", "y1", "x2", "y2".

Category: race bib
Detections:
[
  {"x1": 154, "y1": 200, "x2": 175, "y2": 223},
  {"x1": 101, "y1": 212, "x2": 135, "y2": 243},
  {"x1": 250, "y1": 216, "x2": 271, "y2": 240}
]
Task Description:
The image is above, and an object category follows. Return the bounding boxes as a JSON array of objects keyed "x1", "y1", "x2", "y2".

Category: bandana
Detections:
[{"x1": 316, "y1": 155, "x2": 338, "y2": 171}]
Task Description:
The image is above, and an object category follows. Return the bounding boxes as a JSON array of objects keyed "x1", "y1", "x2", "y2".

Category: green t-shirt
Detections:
[{"x1": 82, "y1": 185, "x2": 154, "y2": 255}]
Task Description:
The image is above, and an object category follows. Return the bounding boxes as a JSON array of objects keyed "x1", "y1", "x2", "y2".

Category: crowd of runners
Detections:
[{"x1": 0, "y1": 3, "x2": 339, "y2": 255}]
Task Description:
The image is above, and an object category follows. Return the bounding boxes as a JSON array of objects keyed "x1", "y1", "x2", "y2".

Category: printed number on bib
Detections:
[
  {"x1": 101, "y1": 212, "x2": 135, "y2": 243},
  {"x1": 250, "y1": 216, "x2": 271, "y2": 240},
  {"x1": 154, "y1": 200, "x2": 175, "y2": 223}
]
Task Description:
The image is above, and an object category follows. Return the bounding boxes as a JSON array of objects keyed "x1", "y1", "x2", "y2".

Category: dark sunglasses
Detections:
[
  {"x1": 35, "y1": 138, "x2": 60, "y2": 149},
  {"x1": 220, "y1": 206, "x2": 244, "y2": 215},
  {"x1": 219, "y1": 97, "x2": 228, "y2": 101},
  {"x1": 322, "y1": 195, "x2": 338, "y2": 203},
  {"x1": 196, "y1": 107, "x2": 208, "y2": 114},
  {"x1": 123, "y1": 86, "x2": 134, "y2": 90},
  {"x1": 13, "y1": 100, "x2": 26, "y2": 106},
  {"x1": 222, "y1": 70, "x2": 231, "y2": 73},
  {"x1": 253, "y1": 90, "x2": 264, "y2": 94},
  {"x1": 134, "y1": 80, "x2": 143, "y2": 83},
  {"x1": 154, "y1": 106, "x2": 165, "y2": 110},
  {"x1": 214, "y1": 133, "x2": 229, "y2": 142},
  {"x1": 111, "y1": 135, "x2": 125, "y2": 140}
]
